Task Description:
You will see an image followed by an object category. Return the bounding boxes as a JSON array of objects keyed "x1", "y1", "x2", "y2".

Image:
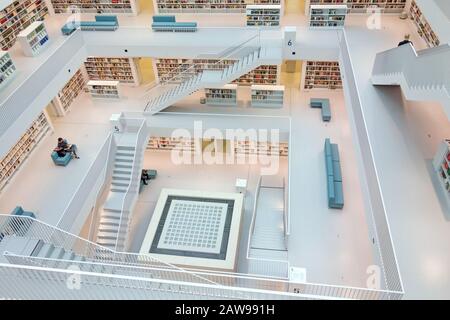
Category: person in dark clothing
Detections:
[
  {"x1": 141, "y1": 169, "x2": 150, "y2": 185},
  {"x1": 398, "y1": 34, "x2": 413, "y2": 47},
  {"x1": 56, "y1": 148, "x2": 67, "y2": 158},
  {"x1": 54, "y1": 137, "x2": 79, "y2": 159}
]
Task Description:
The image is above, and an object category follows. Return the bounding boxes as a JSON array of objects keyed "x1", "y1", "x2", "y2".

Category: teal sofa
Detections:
[
  {"x1": 61, "y1": 15, "x2": 119, "y2": 35},
  {"x1": 0, "y1": 206, "x2": 36, "y2": 239},
  {"x1": 152, "y1": 15, "x2": 197, "y2": 32},
  {"x1": 311, "y1": 98, "x2": 331, "y2": 121},
  {"x1": 51, "y1": 151, "x2": 72, "y2": 166},
  {"x1": 324, "y1": 138, "x2": 344, "y2": 209}
]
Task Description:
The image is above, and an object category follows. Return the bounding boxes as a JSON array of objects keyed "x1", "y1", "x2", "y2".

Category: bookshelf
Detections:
[
  {"x1": 205, "y1": 84, "x2": 238, "y2": 106},
  {"x1": 0, "y1": 0, "x2": 49, "y2": 51},
  {"x1": 309, "y1": 5, "x2": 347, "y2": 28},
  {"x1": 308, "y1": 0, "x2": 406, "y2": 14},
  {"x1": 147, "y1": 136, "x2": 198, "y2": 153},
  {"x1": 251, "y1": 84, "x2": 284, "y2": 108},
  {"x1": 234, "y1": 139, "x2": 288, "y2": 156},
  {"x1": 246, "y1": 5, "x2": 281, "y2": 27},
  {"x1": 155, "y1": 58, "x2": 279, "y2": 85},
  {"x1": 301, "y1": 60, "x2": 342, "y2": 90},
  {"x1": 50, "y1": 0, "x2": 139, "y2": 15},
  {"x1": 154, "y1": 0, "x2": 281, "y2": 14},
  {"x1": 52, "y1": 69, "x2": 86, "y2": 115},
  {"x1": 87, "y1": 80, "x2": 121, "y2": 99},
  {"x1": 17, "y1": 21, "x2": 49, "y2": 57},
  {"x1": 409, "y1": 0, "x2": 440, "y2": 48},
  {"x1": 0, "y1": 111, "x2": 51, "y2": 192},
  {"x1": 433, "y1": 140, "x2": 450, "y2": 208},
  {"x1": 0, "y1": 51, "x2": 16, "y2": 88},
  {"x1": 84, "y1": 57, "x2": 141, "y2": 85}
]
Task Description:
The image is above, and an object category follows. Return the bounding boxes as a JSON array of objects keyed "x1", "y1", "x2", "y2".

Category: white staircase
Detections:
[
  {"x1": 145, "y1": 46, "x2": 280, "y2": 114},
  {"x1": 371, "y1": 43, "x2": 450, "y2": 119},
  {"x1": 96, "y1": 122, "x2": 148, "y2": 251}
]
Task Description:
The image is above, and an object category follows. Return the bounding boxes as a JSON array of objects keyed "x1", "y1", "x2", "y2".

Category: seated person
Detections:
[
  {"x1": 398, "y1": 34, "x2": 413, "y2": 47},
  {"x1": 141, "y1": 169, "x2": 150, "y2": 185},
  {"x1": 54, "y1": 137, "x2": 79, "y2": 159},
  {"x1": 56, "y1": 148, "x2": 67, "y2": 158}
]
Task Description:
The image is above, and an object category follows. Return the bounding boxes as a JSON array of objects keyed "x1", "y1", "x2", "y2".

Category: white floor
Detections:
[{"x1": 345, "y1": 16, "x2": 450, "y2": 299}]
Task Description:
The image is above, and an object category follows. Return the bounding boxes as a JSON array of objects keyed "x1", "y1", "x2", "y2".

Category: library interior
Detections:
[{"x1": 0, "y1": 0, "x2": 449, "y2": 300}]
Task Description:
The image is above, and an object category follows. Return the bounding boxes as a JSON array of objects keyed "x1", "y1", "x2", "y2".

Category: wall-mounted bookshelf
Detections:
[
  {"x1": 147, "y1": 136, "x2": 198, "y2": 153},
  {"x1": 155, "y1": 58, "x2": 279, "y2": 85},
  {"x1": 308, "y1": 0, "x2": 406, "y2": 14},
  {"x1": 309, "y1": 5, "x2": 347, "y2": 28},
  {"x1": 17, "y1": 20, "x2": 49, "y2": 57},
  {"x1": 246, "y1": 5, "x2": 280, "y2": 27},
  {"x1": 0, "y1": 111, "x2": 51, "y2": 192},
  {"x1": 154, "y1": 0, "x2": 281, "y2": 14},
  {"x1": 433, "y1": 140, "x2": 450, "y2": 209},
  {"x1": 205, "y1": 84, "x2": 238, "y2": 106},
  {"x1": 234, "y1": 140, "x2": 288, "y2": 156},
  {"x1": 84, "y1": 57, "x2": 141, "y2": 85},
  {"x1": 251, "y1": 84, "x2": 284, "y2": 108},
  {"x1": 0, "y1": 0, "x2": 49, "y2": 51},
  {"x1": 52, "y1": 69, "x2": 86, "y2": 115},
  {"x1": 301, "y1": 60, "x2": 342, "y2": 90},
  {"x1": 50, "y1": 0, "x2": 139, "y2": 15},
  {"x1": 409, "y1": 0, "x2": 440, "y2": 48},
  {"x1": 0, "y1": 51, "x2": 16, "y2": 88},
  {"x1": 87, "y1": 80, "x2": 121, "y2": 99}
]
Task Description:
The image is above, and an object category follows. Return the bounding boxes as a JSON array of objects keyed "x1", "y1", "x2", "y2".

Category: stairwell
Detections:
[
  {"x1": 371, "y1": 43, "x2": 450, "y2": 119},
  {"x1": 145, "y1": 46, "x2": 281, "y2": 114}
]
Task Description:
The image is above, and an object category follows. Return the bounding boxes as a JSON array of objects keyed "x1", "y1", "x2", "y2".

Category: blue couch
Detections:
[
  {"x1": 310, "y1": 98, "x2": 331, "y2": 121},
  {"x1": 0, "y1": 206, "x2": 36, "y2": 239},
  {"x1": 152, "y1": 15, "x2": 197, "y2": 32},
  {"x1": 51, "y1": 151, "x2": 72, "y2": 166},
  {"x1": 61, "y1": 15, "x2": 119, "y2": 35},
  {"x1": 324, "y1": 138, "x2": 344, "y2": 209}
]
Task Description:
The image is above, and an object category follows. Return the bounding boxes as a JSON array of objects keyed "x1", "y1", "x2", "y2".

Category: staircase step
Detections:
[
  {"x1": 117, "y1": 146, "x2": 135, "y2": 151},
  {"x1": 113, "y1": 169, "x2": 132, "y2": 175},
  {"x1": 114, "y1": 163, "x2": 132, "y2": 169},
  {"x1": 48, "y1": 247, "x2": 65, "y2": 260},
  {"x1": 96, "y1": 238, "x2": 118, "y2": 246},
  {"x1": 115, "y1": 156, "x2": 133, "y2": 163},
  {"x1": 112, "y1": 173, "x2": 131, "y2": 181},
  {"x1": 111, "y1": 188, "x2": 128, "y2": 193},
  {"x1": 111, "y1": 181, "x2": 130, "y2": 187},
  {"x1": 97, "y1": 231, "x2": 123, "y2": 240},
  {"x1": 35, "y1": 243, "x2": 54, "y2": 258},
  {"x1": 99, "y1": 217, "x2": 121, "y2": 226},
  {"x1": 98, "y1": 224, "x2": 120, "y2": 233},
  {"x1": 116, "y1": 152, "x2": 134, "y2": 157},
  {"x1": 61, "y1": 250, "x2": 75, "y2": 261},
  {"x1": 101, "y1": 211, "x2": 122, "y2": 220}
]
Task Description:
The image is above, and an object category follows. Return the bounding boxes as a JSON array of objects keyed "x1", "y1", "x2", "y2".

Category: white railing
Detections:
[
  {"x1": 339, "y1": 30, "x2": 404, "y2": 296},
  {"x1": 114, "y1": 118, "x2": 148, "y2": 252},
  {"x1": 372, "y1": 42, "x2": 450, "y2": 93},
  {"x1": 246, "y1": 175, "x2": 262, "y2": 257},
  {"x1": 56, "y1": 133, "x2": 115, "y2": 233}
]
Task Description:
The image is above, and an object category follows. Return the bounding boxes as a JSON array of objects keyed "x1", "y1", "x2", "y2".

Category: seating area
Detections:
[
  {"x1": 152, "y1": 15, "x2": 197, "y2": 32},
  {"x1": 139, "y1": 169, "x2": 157, "y2": 193},
  {"x1": 0, "y1": 206, "x2": 36, "y2": 240},
  {"x1": 311, "y1": 98, "x2": 332, "y2": 122},
  {"x1": 51, "y1": 151, "x2": 72, "y2": 166},
  {"x1": 324, "y1": 138, "x2": 344, "y2": 209},
  {"x1": 61, "y1": 15, "x2": 119, "y2": 35}
]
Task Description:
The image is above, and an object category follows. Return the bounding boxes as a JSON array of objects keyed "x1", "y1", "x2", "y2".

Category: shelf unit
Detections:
[
  {"x1": 246, "y1": 5, "x2": 280, "y2": 27},
  {"x1": 87, "y1": 80, "x2": 121, "y2": 99},
  {"x1": 147, "y1": 136, "x2": 198, "y2": 153},
  {"x1": 155, "y1": 58, "x2": 279, "y2": 85},
  {"x1": 309, "y1": 5, "x2": 347, "y2": 28},
  {"x1": 0, "y1": 51, "x2": 16, "y2": 88},
  {"x1": 433, "y1": 140, "x2": 450, "y2": 208},
  {"x1": 52, "y1": 69, "x2": 86, "y2": 115},
  {"x1": 204, "y1": 84, "x2": 238, "y2": 106},
  {"x1": 0, "y1": 111, "x2": 51, "y2": 192},
  {"x1": 234, "y1": 140, "x2": 288, "y2": 156},
  {"x1": 154, "y1": 0, "x2": 281, "y2": 14},
  {"x1": 308, "y1": 0, "x2": 407, "y2": 14},
  {"x1": 251, "y1": 84, "x2": 284, "y2": 108},
  {"x1": 409, "y1": 0, "x2": 440, "y2": 48},
  {"x1": 301, "y1": 60, "x2": 342, "y2": 90},
  {"x1": 0, "y1": 0, "x2": 49, "y2": 51},
  {"x1": 50, "y1": 0, "x2": 139, "y2": 15},
  {"x1": 17, "y1": 20, "x2": 49, "y2": 57},
  {"x1": 84, "y1": 57, "x2": 141, "y2": 85}
]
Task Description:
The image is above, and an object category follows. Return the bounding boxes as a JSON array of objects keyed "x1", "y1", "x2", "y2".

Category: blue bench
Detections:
[
  {"x1": 324, "y1": 138, "x2": 344, "y2": 209},
  {"x1": 152, "y1": 15, "x2": 197, "y2": 32},
  {"x1": 310, "y1": 98, "x2": 331, "y2": 121},
  {"x1": 61, "y1": 15, "x2": 119, "y2": 35},
  {"x1": 0, "y1": 206, "x2": 36, "y2": 240},
  {"x1": 51, "y1": 151, "x2": 72, "y2": 166}
]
